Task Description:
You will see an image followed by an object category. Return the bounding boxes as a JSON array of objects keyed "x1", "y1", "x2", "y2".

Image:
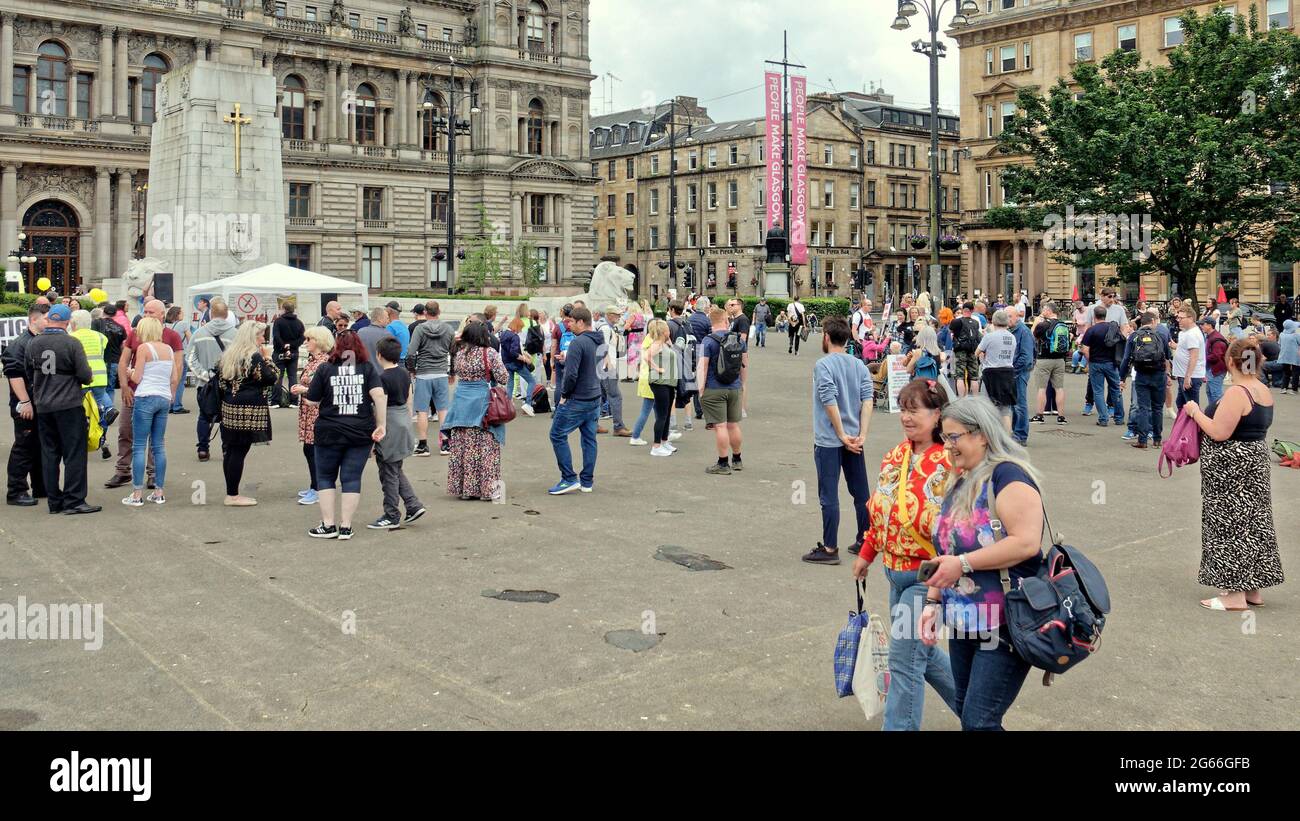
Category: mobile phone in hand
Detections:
[{"x1": 917, "y1": 560, "x2": 941, "y2": 583}]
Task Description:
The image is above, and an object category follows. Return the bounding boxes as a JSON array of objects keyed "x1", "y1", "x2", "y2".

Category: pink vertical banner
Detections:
[
  {"x1": 790, "y1": 75, "x2": 809, "y2": 266},
  {"x1": 764, "y1": 71, "x2": 784, "y2": 234}
]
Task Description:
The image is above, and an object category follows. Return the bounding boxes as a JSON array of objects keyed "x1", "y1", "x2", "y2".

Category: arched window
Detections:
[
  {"x1": 37, "y1": 41, "x2": 70, "y2": 117},
  {"x1": 526, "y1": 1, "x2": 547, "y2": 50},
  {"x1": 282, "y1": 75, "x2": 306, "y2": 139},
  {"x1": 527, "y1": 98, "x2": 544, "y2": 155},
  {"x1": 141, "y1": 54, "x2": 169, "y2": 124},
  {"x1": 355, "y1": 83, "x2": 376, "y2": 144},
  {"x1": 422, "y1": 90, "x2": 445, "y2": 151}
]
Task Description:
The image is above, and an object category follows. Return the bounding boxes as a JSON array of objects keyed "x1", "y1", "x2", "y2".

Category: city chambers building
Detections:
[
  {"x1": 954, "y1": 0, "x2": 1298, "y2": 305},
  {"x1": 590, "y1": 89, "x2": 962, "y2": 304},
  {"x1": 0, "y1": 0, "x2": 596, "y2": 295}
]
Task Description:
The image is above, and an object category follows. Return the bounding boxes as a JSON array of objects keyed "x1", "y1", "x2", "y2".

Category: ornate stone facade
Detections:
[{"x1": 1, "y1": 0, "x2": 596, "y2": 294}]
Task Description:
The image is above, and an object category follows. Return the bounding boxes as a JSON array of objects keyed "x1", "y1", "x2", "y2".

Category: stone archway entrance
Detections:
[{"x1": 22, "y1": 200, "x2": 80, "y2": 294}]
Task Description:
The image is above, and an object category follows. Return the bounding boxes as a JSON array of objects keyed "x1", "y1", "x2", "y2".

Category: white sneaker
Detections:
[
  {"x1": 650, "y1": 445, "x2": 672, "y2": 456},
  {"x1": 665, "y1": 443, "x2": 678, "y2": 453},
  {"x1": 1164, "y1": 406, "x2": 1177, "y2": 420},
  {"x1": 668, "y1": 431, "x2": 683, "y2": 441},
  {"x1": 629, "y1": 437, "x2": 648, "y2": 446},
  {"x1": 521, "y1": 404, "x2": 535, "y2": 417},
  {"x1": 742, "y1": 410, "x2": 748, "y2": 419}
]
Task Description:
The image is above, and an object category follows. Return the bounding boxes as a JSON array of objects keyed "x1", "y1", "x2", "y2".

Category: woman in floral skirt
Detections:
[{"x1": 442, "y1": 320, "x2": 509, "y2": 500}]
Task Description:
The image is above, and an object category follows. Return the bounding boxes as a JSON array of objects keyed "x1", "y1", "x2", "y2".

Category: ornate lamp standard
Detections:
[
  {"x1": 890, "y1": 0, "x2": 979, "y2": 309},
  {"x1": 424, "y1": 56, "x2": 481, "y2": 294}
]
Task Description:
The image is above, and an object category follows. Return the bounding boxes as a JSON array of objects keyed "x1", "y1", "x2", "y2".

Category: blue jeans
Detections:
[
  {"x1": 631, "y1": 396, "x2": 654, "y2": 440},
  {"x1": 883, "y1": 567, "x2": 958, "y2": 731},
  {"x1": 1071, "y1": 350, "x2": 1085, "y2": 370},
  {"x1": 172, "y1": 361, "x2": 187, "y2": 411},
  {"x1": 1087, "y1": 360, "x2": 1123, "y2": 423},
  {"x1": 507, "y1": 363, "x2": 537, "y2": 407},
  {"x1": 813, "y1": 444, "x2": 870, "y2": 550},
  {"x1": 1133, "y1": 371, "x2": 1165, "y2": 444},
  {"x1": 754, "y1": 322, "x2": 766, "y2": 347},
  {"x1": 1012, "y1": 368, "x2": 1030, "y2": 443},
  {"x1": 90, "y1": 386, "x2": 113, "y2": 415},
  {"x1": 1176, "y1": 376, "x2": 1203, "y2": 412},
  {"x1": 947, "y1": 634, "x2": 1031, "y2": 731},
  {"x1": 550, "y1": 397, "x2": 599, "y2": 486},
  {"x1": 107, "y1": 362, "x2": 119, "y2": 392},
  {"x1": 131, "y1": 394, "x2": 170, "y2": 490},
  {"x1": 1205, "y1": 372, "x2": 1225, "y2": 405}
]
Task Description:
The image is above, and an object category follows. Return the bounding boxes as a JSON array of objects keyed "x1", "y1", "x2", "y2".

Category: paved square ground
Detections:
[{"x1": 1, "y1": 340, "x2": 1296, "y2": 730}]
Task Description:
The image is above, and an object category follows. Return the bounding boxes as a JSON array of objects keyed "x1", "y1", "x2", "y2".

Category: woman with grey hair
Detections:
[
  {"x1": 904, "y1": 325, "x2": 943, "y2": 382},
  {"x1": 975, "y1": 309, "x2": 1017, "y2": 430},
  {"x1": 919, "y1": 395, "x2": 1046, "y2": 730}
]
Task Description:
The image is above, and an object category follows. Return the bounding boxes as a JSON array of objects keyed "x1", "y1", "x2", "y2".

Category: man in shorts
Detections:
[
  {"x1": 697, "y1": 307, "x2": 747, "y2": 475},
  {"x1": 408, "y1": 301, "x2": 455, "y2": 456},
  {"x1": 950, "y1": 302, "x2": 983, "y2": 396}
]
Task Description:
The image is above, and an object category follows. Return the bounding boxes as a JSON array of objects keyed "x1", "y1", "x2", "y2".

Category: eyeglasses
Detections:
[{"x1": 940, "y1": 430, "x2": 977, "y2": 446}]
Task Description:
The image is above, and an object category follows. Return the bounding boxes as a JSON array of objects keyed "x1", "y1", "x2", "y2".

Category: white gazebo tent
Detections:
[{"x1": 186, "y1": 263, "x2": 369, "y2": 323}]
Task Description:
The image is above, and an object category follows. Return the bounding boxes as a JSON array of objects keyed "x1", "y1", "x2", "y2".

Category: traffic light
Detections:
[{"x1": 683, "y1": 265, "x2": 694, "y2": 290}]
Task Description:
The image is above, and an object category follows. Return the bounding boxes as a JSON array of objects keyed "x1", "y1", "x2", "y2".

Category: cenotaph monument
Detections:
[{"x1": 143, "y1": 43, "x2": 286, "y2": 299}]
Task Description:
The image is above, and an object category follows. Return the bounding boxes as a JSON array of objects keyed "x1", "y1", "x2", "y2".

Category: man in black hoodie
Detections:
[{"x1": 547, "y1": 307, "x2": 602, "y2": 495}]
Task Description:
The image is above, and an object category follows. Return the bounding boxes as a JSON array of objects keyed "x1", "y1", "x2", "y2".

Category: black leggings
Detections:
[
  {"x1": 544, "y1": 354, "x2": 553, "y2": 382},
  {"x1": 789, "y1": 325, "x2": 801, "y2": 353},
  {"x1": 223, "y1": 440, "x2": 252, "y2": 497},
  {"x1": 650, "y1": 383, "x2": 676, "y2": 444},
  {"x1": 304, "y1": 443, "x2": 317, "y2": 491},
  {"x1": 275, "y1": 356, "x2": 299, "y2": 405}
]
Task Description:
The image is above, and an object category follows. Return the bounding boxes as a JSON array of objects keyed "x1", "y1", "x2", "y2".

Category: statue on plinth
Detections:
[
  {"x1": 399, "y1": 6, "x2": 415, "y2": 36},
  {"x1": 765, "y1": 223, "x2": 788, "y2": 265},
  {"x1": 329, "y1": 0, "x2": 347, "y2": 27}
]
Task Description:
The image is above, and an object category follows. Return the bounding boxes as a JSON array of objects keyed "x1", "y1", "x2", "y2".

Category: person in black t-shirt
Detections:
[
  {"x1": 369, "y1": 336, "x2": 424, "y2": 531},
  {"x1": 1079, "y1": 305, "x2": 1124, "y2": 426},
  {"x1": 304, "y1": 330, "x2": 387, "y2": 541}
]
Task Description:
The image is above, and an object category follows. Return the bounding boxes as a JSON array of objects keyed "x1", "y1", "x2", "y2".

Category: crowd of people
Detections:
[{"x1": 808, "y1": 287, "x2": 1286, "y2": 729}]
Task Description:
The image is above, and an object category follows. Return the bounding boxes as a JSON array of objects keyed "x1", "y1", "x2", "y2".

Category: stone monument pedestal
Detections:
[
  {"x1": 763, "y1": 262, "x2": 791, "y2": 299},
  {"x1": 145, "y1": 57, "x2": 286, "y2": 301}
]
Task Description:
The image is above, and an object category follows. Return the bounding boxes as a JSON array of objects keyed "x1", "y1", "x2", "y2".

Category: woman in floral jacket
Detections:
[{"x1": 853, "y1": 378, "x2": 958, "y2": 730}]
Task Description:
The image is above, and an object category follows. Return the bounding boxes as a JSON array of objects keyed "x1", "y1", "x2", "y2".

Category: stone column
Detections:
[
  {"x1": 305, "y1": 101, "x2": 315, "y2": 141},
  {"x1": 339, "y1": 62, "x2": 351, "y2": 142},
  {"x1": 1, "y1": 164, "x2": 18, "y2": 261},
  {"x1": 510, "y1": 192, "x2": 522, "y2": 243},
  {"x1": 560, "y1": 194, "x2": 572, "y2": 280},
  {"x1": 409, "y1": 74, "x2": 419, "y2": 146},
  {"x1": 1012, "y1": 239, "x2": 1022, "y2": 299},
  {"x1": 396, "y1": 70, "x2": 408, "y2": 146},
  {"x1": 978, "y1": 242, "x2": 989, "y2": 297},
  {"x1": 115, "y1": 169, "x2": 134, "y2": 275},
  {"x1": 97, "y1": 26, "x2": 113, "y2": 119},
  {"x1": 1026, "y1": 240, "x2": 1037, "y2": 300},
  {"x1": 1, "y1": 13, "x2": 15, "y2": 112},
  {"x1": 114, "y1": 29, "x2": 129, "y2": 120},
  {"x1": 376, "y1": 105, "x2": 385, "y2": 146},
  {"x1": 95, "y1": 167, "x2": 112, "y2": 279},
  {"x1": 325, "y1": 61, "x2": 337, "y2": 141}
]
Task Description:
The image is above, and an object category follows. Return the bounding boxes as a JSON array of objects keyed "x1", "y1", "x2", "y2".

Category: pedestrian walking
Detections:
[
  {"x1": 548, "y1": 307, "x2": 602, "y2": 495},
  {"x1": 787, "y1": 296, "x2": 806, "y2": 355},
  {"x1": 500, "y1": 318, "x2": 538, "y2": 417},
  {"x1": 752, "y1": 298, "x2": 772, "y2": 348},
  {"x1": 368, "y1": 336, "x2": 425, "y2": 529},
  {"x1": 1118, "y1": 312, "x2": 1171, "y2": 449},
  {"x1": 698, "y1": 307, "x2": 747, "y2": 474},
  {"x1": 922, "y1": 396, "x2": 1046, "y2": 730},
  {"x1": 217, "y1": 321, "x2": 278, "y2": 507},
  {"x1": 1278, "y1": 319, "x2": 1300, "y2": 394},
  {"x1": 645, "y1": 319, "x2": 680, "y2": 457}
]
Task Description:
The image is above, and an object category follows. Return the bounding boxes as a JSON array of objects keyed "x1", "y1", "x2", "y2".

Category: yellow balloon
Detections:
[
  {"x1": 36, "y1": 277, "x2": 51, "y2": 292},
  {"x1": 88, "y1": 288, "x2": 109, "y2": 304}
]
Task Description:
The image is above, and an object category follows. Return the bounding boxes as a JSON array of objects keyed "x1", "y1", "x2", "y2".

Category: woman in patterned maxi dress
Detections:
[{"x1": 445, "y1": 323, "x2": 509, "y2": 500}]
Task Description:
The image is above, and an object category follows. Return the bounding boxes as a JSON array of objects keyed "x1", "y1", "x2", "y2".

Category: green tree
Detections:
[
  {"x1": 512, "y1": 240, "x2": 545, "y2": 296},
  {"x1": 457, "y1": 205, "x2": 509, "y2": 293},
  {"x1": 997, "y1": 7, "x2": 1300, "y2": 314}
]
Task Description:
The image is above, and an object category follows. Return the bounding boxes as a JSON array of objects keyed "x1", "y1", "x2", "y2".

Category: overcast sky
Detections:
[{"x1": 588, "y1": 0, "x2": 963, "y2": 123}]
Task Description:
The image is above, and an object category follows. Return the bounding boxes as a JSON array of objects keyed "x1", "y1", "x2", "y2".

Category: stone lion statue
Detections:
[
  {"x1": 123, "y1": 257, "x2": 168, "y2": 301},
  {"x1": 574, "y1": 261, "x2": 636, "y2": 313}
]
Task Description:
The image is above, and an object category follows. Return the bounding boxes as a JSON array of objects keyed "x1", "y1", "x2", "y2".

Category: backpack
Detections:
[
  {"x1": 1040, "y1": 319, "x2": 1071, "y2": 356},
  {"x1": 670, "y1": 319, "x2": 699, "y2": 393},
  {"x1": 529, "y1": 383, "x2": 551, "y2": 414},
  {"x1": 196, "y1": 334, "x2": 228, "y2": 421},
  {"x1": 952, "y1": 316, "x2": 979, "y2": 352},
  {"x1": 912, "y1": 351, "x2": 939, "y2": 381},
  {"x1": 1130, "y1": 327, "x2": 1165, "y2": 372},
  {"x1": 1000, "y1": 506, "x2": 1111, "y2": 684},
  {"x1": 1102, "y1": 321, "x2": 1123, "y2": 350},
  {"x1": 525, "y1": 323, "x2": 545, "y2": 355},
  {"x1": 83, "y1": 390, "x2": 103, "y2": 452},
  {"x1": 710, "y1": 331, "x2": 745, "y2": 385}
]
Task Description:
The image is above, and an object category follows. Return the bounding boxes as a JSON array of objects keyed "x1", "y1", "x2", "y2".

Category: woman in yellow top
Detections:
[
  {"x1": 627, "y1": 327, "x2": 658, "y2": 447},
  {"x1": 852, "y1": 378, "x2": 958, "y2": 730}
]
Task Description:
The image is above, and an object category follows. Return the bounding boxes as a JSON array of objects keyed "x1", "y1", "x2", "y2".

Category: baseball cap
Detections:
[
  {"x1": 385, "y1": 300, "x2": 402, "y2": 312},
  {"x1": 349, "y1": 306, "x2": 366, "y2": 315},
  {"x1": 411, "y1": 303, "x2": 426, "y2": 315},
  {"x1": 47, "y1": 304, "x2": 72, "y2": 321}
]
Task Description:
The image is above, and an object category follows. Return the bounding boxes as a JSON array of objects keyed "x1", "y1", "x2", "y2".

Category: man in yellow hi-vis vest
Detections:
[{"x1": 70, "y1": 309, "x2": 119, "y2": 429}]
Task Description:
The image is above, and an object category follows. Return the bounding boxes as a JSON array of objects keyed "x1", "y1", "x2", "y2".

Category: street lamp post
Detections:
[
  {"x1": 890, "y1": 0, "x2": 978, "y2": 310},
  {"x1": 7, "y1": 231, "x2": 37, "y2": 296},
  {"x1": 425, "y1": 56, "x2": 480, "y2": 295}
]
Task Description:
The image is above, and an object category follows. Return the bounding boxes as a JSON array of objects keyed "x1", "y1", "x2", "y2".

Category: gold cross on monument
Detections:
[{"x1": 223, "y1": 103, "x2": 252, "y2": 176}]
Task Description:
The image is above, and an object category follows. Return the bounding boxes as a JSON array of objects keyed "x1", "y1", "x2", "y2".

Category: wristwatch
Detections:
[{"x1": 959, "y1": 554, "x2": 974, "y2": 575}]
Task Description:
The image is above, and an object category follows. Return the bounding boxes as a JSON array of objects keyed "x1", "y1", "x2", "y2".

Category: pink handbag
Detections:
[{"x1": 1158, "y1": 407, "x2": 1200, "y2": 477}]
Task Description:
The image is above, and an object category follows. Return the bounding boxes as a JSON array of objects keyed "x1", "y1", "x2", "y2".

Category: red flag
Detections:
[
  {"x1": 1217, "y1": 285, "x2": 1227, "y2": 304},
  {"x1": 1138, "y1": 284, "x2": 1147, "y2": 302},
  {"x1": 1071, "y1": 283, "x2": 1079, "y2": 302}
]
